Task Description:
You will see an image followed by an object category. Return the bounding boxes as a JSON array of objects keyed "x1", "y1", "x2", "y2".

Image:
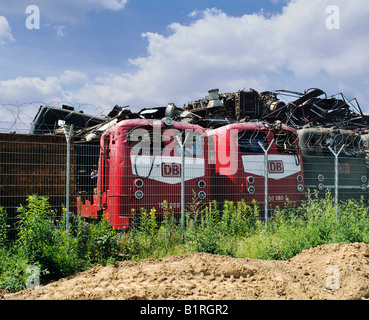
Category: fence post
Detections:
[
  {"x1": 64, "y1": 124, "x2": 74, "y2": 234},
  {"x1": 258, "y1": 139, "x2": 274, "y2": 228},
  {"x1": 176, "y1": 132, "x2": 190, "y2": 243},
  {"x1": 328, "y1": 144, "x2": 345, "y2": 220}
]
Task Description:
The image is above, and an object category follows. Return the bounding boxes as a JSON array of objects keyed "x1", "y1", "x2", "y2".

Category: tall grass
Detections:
[
  {"x1": 241, "y1": 192, "x2": 369, "y2": 260},
  {"x1": 121, "y1": 192, "x2": 369, "y2": 261},
  {"x1": 0, "y1": 195, "x2": 119, "y2": 292},
  {"x1": 1, "y1": 192, "x2": 369, "y2": 293}
]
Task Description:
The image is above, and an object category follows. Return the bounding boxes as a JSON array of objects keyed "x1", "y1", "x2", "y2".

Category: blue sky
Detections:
[
  {"x1": 0, "y1": 0, "x2": 369, "y2": 127},
  {"x1": 1, "y1": 0, "x2": 285, "y2": 78}
]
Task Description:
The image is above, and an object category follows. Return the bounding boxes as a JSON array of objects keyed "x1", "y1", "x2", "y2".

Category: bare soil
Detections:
[{"x1": 3, "y1": 242, "x2": 369, "y2": 300}]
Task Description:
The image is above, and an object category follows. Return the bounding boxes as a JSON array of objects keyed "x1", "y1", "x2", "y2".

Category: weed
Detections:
[
  {"x1": 0, "y1": 196, "x2": 121, "y2": 291},
  {"x1": 2, "y1": 194, "x2": 369, "y2": 292}
]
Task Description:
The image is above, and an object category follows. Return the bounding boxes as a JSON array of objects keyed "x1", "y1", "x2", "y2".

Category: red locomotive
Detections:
[
  {"x1": 207, "y1": 122, "x2": 305, "y2": 210},
  {"x1": 76, "y1": 118, "x2": 210, "y2": 230}
]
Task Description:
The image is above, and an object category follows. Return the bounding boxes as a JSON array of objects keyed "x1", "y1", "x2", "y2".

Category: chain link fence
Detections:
[{"x1": 1, "y1": 102, "x2": 369, "y2": 238}]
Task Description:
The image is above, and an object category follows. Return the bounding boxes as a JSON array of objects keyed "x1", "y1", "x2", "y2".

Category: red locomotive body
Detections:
[
  {"x1": 208, "y1": 122, "x2": 305, "y2": 209},
  {"x1": 77, "y1": 118, "x2": 210, "y2": 230}
]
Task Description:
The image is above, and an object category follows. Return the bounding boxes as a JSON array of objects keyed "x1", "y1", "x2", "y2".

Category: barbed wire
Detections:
[
  {"x1": 1, "y1": 100, "x2": 369, "y2": 158},
  {"x1": 0, "y1": 101, "x2": 109, "y2": 134}
]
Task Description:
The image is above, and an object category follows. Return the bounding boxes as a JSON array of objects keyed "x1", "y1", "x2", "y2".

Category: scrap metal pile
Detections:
[
  {"x1": 30, "y1": 87, "x2": 369, "y2": 141},
  {"x1": 183, "y1": 88, "x2": 369, "y2": 132}
]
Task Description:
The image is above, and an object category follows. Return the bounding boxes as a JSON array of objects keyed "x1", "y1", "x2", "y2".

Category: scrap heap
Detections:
[
  {"x1": 183, "y1": 88, "x2": 369, "y2": 132},
  {"x1": 30, "y1": 87, "x2": 369, "y2": 141}
]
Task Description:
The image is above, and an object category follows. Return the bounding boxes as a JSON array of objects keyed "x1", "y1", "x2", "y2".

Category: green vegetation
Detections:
[
  {"x1": 0, "y1": 195, "x2": 119, "y2": 292},
  {"x1": 1, "y1": 192, "x2": 369, "y2": 293}
]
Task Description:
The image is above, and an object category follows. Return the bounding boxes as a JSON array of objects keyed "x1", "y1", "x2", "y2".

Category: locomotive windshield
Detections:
[
  {"x1": 274, "y1": 129, "x2": 299, "y2": 154},
  {"x1": 298, "y1": 128, "x2": 364, "y2": 157},
  {"x1": 128, "y1": 127, "x2": 166, "y2": 155},
  {"x1": 238, "y1": 129, "x2": 299, "y2": 154},
  {"x1": 175, "y1": 133, "x2": 204, "y2": 157},
  {"x1": 128, "y1": 127, "x2": 204, "y2": 157},
  {"x1": 238, "y1": 132, "x2": 267, "y2": 153}
]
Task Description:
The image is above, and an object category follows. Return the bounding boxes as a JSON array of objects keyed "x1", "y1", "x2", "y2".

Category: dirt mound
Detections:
[{"x1": 4, "y1": 242, "x2": 369, "y2": 300}]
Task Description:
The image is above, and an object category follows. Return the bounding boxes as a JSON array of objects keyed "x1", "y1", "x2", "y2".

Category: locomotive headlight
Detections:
[
  {"x1": 297, "y1": 175, "x2": 303, "y2": 183},
  {"x1": 134, "y1": 178, "x2": 144, "y2": 188},
  {"x1": 162, "y1": 117, "x2": 173, "y2": 127},
  {"x1": 361, "y1": 175, "x2": 367, "y2": 183},
  {"x1": 248, "y1": 186, "x2": 255, "y2": 194},
  {"x1": 198, "y1": 180, "x2": 206, "y2": 189},
  {"x1": 198, "y1": 191, "x2": 206, "y2": 200},
  {"x1": 247, "y1": 176, "x2": 255, "y2": 184},
  {"x1": 297, "y1": 184, "x2": 304, "y2": 192},
  {"x1": 318, "y1": 183, "x2": 325, "y2": 191},
  {"x1": 135, "y1": 190, "x2": 144, "y2": 200},
  {"x1": 318, "y1": 174, "x2": 324, "y2": 182},
  {"x1": 361, "y1": 184, "x2": 367, "y2": 191}
]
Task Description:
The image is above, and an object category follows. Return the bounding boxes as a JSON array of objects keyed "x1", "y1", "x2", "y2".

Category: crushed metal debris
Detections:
[{"x1": 30, "y1": 87, "x2": 369, "y2": 142}]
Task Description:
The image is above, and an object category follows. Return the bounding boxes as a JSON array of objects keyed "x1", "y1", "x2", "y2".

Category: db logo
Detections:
[
  {"x1": 338, "y1": 163, "x2": 350, "y2": 175},
  {"x1": 268, "y1": 160, "x2": 284, "y2": 173},
  {"x1": 161, "y1": 163, "x2": 181, "y2": 177}
]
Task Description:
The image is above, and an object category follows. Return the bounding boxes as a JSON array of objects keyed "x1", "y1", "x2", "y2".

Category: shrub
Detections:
[
  {"x1": 219, "y1": 199, "x2": 261, "y2": 237},
  {"x1": 333, "y1": 198, "x2": 369, "y2": 243},
  {"x1": 0, "y1": 195, "x2": 121, "y2": 291},
  {"x1": 3, "y1": 193, "x2": 369, "y2": 293},
  {"x1": 246, "y1": 193, "x2": 369, "y2": 260},
  {"x1": 0, "y1": 246, "x2": 30, "y2": 292},
  {"x1": 16, "y1": 196, "x2": 55, "y2": 266},
  {"x1": 185, "y1": 201, "x2": 238, "y2": 256},
  {"x1": 16, "y1": 195, "x2": 84, "y2": 280},
  {"x1": 88, "y1": 214, "x2": 120, "y2": 264}
]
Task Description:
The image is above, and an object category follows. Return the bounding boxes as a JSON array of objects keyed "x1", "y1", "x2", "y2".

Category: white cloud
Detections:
[
  {"x1": 67, "y1": 1, "x2": 369, "y2": 110},
  {"x1": 274, "y1": 0, "x2": 369, "y2": 77},
  {"x1": 0, "y1": 16, "x2": 14, "y2": 44},
  {"x1": 188, "y1": 10, "x2": 200, "y2": 18},
  {"x1": 0, "y1": 70, "x2": 87, "y2": 103},
  {"x1": 54, "y1": 25, "x2": 66, "y2": 37},
  {"x1": 2, "y1": 0, "x2": 369, "y2": 115},
  {"x1": 59, "y1": 70, "x2": 87, "y2": 84}
]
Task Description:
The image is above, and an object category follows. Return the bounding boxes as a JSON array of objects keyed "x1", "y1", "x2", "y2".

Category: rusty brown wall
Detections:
[{"x1": 0, "y1": 133, "x2": 75, "y2": 230}]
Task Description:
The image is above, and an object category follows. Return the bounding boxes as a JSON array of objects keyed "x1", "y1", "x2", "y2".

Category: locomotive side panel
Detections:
[{"x1": 208, "y1": 123, "x2": 305, "y2": 210}]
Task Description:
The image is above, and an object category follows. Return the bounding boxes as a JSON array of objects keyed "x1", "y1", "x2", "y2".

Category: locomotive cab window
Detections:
[
  {"x1": 300, "y1": 130, "x2": 364, "y2": 157},
  {"x1": 238, "y1": 132, "x2": 267, "y2": 153},
  {"x1": 275, "y1": 130, "x2": 299, "y2": 154},
  {"x1": 175, "y1": 133, "x2": 204, "y2": 157},
  {"x1": 129, "y1": 128, "x2": 165, "y2": 155}
]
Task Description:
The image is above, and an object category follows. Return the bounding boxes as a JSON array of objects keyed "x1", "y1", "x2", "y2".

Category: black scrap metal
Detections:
[
  {"x1": 30, "y1": 87, "x2": 369, "y2": 141},
  {"x1": 182, "y1": 88, "x2": 369, "y2": 132}
]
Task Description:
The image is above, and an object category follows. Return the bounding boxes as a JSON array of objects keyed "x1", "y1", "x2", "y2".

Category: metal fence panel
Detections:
[{"x1": 0, "y1": 104, "x2": 369, "y2": 237}]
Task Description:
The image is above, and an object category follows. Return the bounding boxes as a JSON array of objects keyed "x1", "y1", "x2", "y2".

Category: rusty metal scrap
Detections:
[
  {"x1": 263, "y1": 89, "x2": 369, "y2": 131},
  {"x1": 30, "y1": 87, "x2": 369, "y2": 141},
  {"x1": 31, "y1": 104, "x2": 141, "y2": 141},
  {"x1": 182, "y1": 88, "x2": 369, "y2": 132}
]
